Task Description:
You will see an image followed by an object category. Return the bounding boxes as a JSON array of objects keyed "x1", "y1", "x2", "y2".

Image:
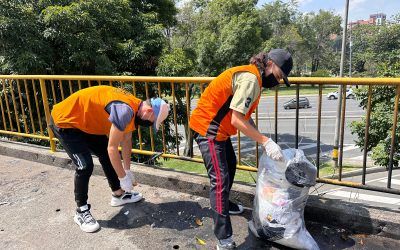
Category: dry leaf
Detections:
[
  {"x1": 196, "y1": 237, "x2": 206, "y2": 245},
  {"x1": 195, "y1": 218, "x2": 203, "y2": 226},
  {"x1": 267, "y1": 214, "x2": 273, "y2": 222}
]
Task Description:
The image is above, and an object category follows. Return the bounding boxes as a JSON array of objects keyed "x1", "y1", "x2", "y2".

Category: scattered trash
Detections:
[
  {"x1": 124, "y1": 211, "x2": 129, "y2": 215},
  {"x1": 195, "y1": 237, "x2": 206, "y2": 246},
  {"x1": 55, "y1": 209, "x2": 60, "y2": 212},
  {"x1": 150, "y1": 223, "x2": 156, "y2": 228},
  {"x1": 173, "y1": 245, "x2": 180, "y2": 249},
  {"x1": 195, "y1": 218, "x2": 203, "y2": 226},
  {"x1": 0, "y1": 202, "x2": 10, "y2": 206},
  {"x1": 178, "y1": 212, "x2": 182, "y2": 216}
]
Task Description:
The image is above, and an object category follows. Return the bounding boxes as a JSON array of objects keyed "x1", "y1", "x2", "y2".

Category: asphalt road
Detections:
[{"x1": 183, "y1": 95, "x2": 366, "y2": 165}]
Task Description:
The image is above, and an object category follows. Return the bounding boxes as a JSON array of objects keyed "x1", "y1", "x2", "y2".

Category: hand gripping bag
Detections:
[{"x1": 249, "y1": 149, "x2": 319, "y2": 250}]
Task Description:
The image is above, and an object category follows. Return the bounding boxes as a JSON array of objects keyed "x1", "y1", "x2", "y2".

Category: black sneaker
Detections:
[
  {"x1": 229, "y1": 201, "x2": 244, "y2": 215},
  {"x1": 73, "y1": 204, "x2": 100, "y2": 233},
  {"x1": 217, "y1": 236, "x2": 236, "y2": 250}
]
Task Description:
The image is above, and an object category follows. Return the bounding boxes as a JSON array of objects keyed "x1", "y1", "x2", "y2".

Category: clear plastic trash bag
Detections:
[{"x1": 249, "y1": 149, "x2": 319, "y2": 250}]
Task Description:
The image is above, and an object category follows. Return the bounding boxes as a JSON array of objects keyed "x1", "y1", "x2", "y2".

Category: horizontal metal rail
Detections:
[{"x1": 0, "y1": 75, "x2": 399, "y2": 194}]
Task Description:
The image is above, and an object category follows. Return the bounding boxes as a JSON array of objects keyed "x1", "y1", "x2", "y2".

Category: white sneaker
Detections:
[
  {"x1": 74, "y1": 204, "x2": 100, "y2": 233},
  {"x1": 110, "y1": 191, "x2": 143, "y2": 207}
]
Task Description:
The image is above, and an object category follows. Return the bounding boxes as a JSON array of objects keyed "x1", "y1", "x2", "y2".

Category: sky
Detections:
[{"x1": 257, "y1": 0, "x2": 400, "y2": 22}]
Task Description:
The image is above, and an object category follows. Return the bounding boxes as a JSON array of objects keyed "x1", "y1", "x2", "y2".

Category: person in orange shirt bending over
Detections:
[
  {"x1": 50, "y1": 86, "x2": 169, "y2": 233},
  {"x1": 189, "y1": 49, "x2": 293, "y2": 250}
]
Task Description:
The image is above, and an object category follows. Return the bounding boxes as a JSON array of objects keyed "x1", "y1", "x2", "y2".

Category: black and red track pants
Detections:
[{"x1": 194, "y1": 132, "x2": 237, "y2": 240}]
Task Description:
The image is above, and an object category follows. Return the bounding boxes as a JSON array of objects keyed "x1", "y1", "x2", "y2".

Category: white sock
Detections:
[{"x1": 79, "y1": 204, "x2": 89, "y2": 211}]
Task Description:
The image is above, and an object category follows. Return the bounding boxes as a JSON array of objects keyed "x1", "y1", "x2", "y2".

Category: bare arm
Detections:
[
  {"x1": 121, "y1": 131, "x2": 132, "y2": 171},
  {"x1": 231, "y1": 110, "x2": 269, "y2": 145},
  {"x1": 107, "y1": 124, "x2": 126, "y2": 178}
]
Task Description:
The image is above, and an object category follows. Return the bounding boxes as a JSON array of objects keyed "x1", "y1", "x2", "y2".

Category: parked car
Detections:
[
  {"x1": 283, "y1": 97, "x2": 311, "y2": 109},
  {"x1": 326, "y1": 88, "x2": 355, "y2": 100}
]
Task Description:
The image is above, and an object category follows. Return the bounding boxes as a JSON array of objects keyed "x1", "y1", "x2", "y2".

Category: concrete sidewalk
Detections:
[
  {"x1": 2, "y1": 154, "x2": 400, "y2": 249},
  {"x1": 0, "y1": 140, "x2": 400, "y2": 249}
]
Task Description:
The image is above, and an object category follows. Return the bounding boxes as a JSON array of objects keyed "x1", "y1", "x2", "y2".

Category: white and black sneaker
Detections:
[
  {"x1": 229, "y1": 201, "x2": 244, "y2": 215},
  {"x1": 73, "y1": 204, "x2": 100, "y2": 233},
  {"x1": 217, "y1": 236, "x2": 236, "y2": 250},
  {"x1": 110, "y1": 191, "x2": 143, "y2": 207}
]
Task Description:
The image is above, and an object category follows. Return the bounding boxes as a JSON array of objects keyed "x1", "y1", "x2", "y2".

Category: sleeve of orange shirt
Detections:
[{"x1": 229, "y1": 71, "x2": 261, "y2": 115}]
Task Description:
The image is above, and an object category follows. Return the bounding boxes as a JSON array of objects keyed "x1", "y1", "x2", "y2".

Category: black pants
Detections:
[
  {"x1": 194, "y1": 133, "x2": 237, "y2": 240},
  {"x1": 50, "y1": 120, "x2": 120, "y2": 207}
]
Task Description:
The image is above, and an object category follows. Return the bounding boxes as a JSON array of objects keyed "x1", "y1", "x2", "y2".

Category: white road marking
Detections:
[
  {"x1": 342, "y1": 145, "x2": 358, "y2": 152},
  {"x1": 378, "y1": 179, "x2": 400, "y2": 186},
  {"x1": 327, "y1": 190, "x2": 400, "y2": 205},
  {"x1": 319, "y1": 174, "x2": 400, "y2": 195},
  {"x1": 348, "y1": 155, "x2": 365, "y2": 161}
]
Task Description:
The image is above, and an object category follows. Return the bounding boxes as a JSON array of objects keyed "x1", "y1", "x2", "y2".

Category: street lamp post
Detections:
[{"x1": 333, "y1": 0, "x2": 350, "y2": 169}]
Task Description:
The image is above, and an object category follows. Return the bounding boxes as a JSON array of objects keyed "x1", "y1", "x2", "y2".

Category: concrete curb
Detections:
[{"x1": 0, "y1": 139, "x2": 399, "y2": 239}]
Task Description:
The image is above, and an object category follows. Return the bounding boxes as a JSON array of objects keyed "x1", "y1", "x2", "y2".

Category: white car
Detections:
[{"x1": 326, "y1": 88, "x2": 355, "y2": 100}]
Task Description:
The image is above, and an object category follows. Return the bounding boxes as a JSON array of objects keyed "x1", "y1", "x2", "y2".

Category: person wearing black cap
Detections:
[{"x1": 189, "y1": 49, "x2": 293, "y2": 249}]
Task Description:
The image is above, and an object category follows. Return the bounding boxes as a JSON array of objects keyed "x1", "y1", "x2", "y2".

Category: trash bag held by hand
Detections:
[{"x1": 249, "y1": 149, "x2": 319, "y2": 250}]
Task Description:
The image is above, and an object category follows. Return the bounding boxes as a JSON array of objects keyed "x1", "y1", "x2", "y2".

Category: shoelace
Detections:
[{"x1": 82, "y1": 211, "x2": 95, "y2": 224}]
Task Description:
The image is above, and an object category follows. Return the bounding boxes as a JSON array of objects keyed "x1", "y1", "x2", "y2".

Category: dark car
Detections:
[{"x1": 283, "y1": 97, "x2": 311, "y2": 109}]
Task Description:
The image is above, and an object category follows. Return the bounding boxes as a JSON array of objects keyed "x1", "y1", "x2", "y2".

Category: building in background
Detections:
[{"x1": 349, "y1": 13, "x2": 386, "y2": 28}]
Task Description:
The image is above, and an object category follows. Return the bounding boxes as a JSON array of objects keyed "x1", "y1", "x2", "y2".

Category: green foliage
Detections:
[
  {"x1": 349, "y1": 19, "x2": 400, "y2": 168},
  {"x1": 310, "y1": 69, "x2": 331, "y2": 77},
  {"x1": 296, "y1": 10, "x2": 341, "y2": 73},
  {"x1": 156, "y1": 48, "x2": 195, "y2": 76},
  {"x1": 172, "y1": 0, "x2": 262, "y2": 76},
  {"x1": 0, "y1": 0, "x2": 178, "y2": 160},
  {"x1": 350, "y1": 86, "x2": 399, "y2": 168},
  {"x1": 0, "y1": 0, "x2": 177, "y2": 75}
]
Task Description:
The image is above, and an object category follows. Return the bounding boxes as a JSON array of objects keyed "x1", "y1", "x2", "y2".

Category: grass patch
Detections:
[
  {"x1": 158, "y1": 158, "x2": 363, "y2": 184},
  {"x1": 158, "y1": 159, "x2": 258, "y2": 184},
  {"x1": 318, "y1": 162, "x2": 362, "y2": 177}
]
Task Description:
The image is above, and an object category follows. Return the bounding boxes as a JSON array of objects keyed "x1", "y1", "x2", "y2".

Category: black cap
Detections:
[{"x1": 268, "y1": 49, "x2": 293, "y2": 87}]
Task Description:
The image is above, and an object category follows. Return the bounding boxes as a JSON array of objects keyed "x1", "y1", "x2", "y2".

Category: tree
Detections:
[
  {"x1": 0, "y1": 0, "x2": 179, "y2": 158},
  {"x1": 296, "y1": 10, "x2": 341, "y2": 73},
  {"x1": 157, "y1": 0, "x2": 263, "y2": 156},
  {"x1": 0, "y1": 0, "x2": 177, "y2": 75},
  {"x1": 156, "y1": 48, "x2": 196, "y2": 156},
  {"x1": 192, "y1": 0, "x2": 262, "y2": 76},
  {"x1": 350, "y1": 19, "x2": 400, "y2": 168}
]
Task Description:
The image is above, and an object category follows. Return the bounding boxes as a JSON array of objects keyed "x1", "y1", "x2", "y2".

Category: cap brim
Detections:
[
  {"x1": 282, "y1": 74, "x2": 290, "y2": 87},
  {"x1": 153, "y1": 103, "x2": 169, "y2": 132}
]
